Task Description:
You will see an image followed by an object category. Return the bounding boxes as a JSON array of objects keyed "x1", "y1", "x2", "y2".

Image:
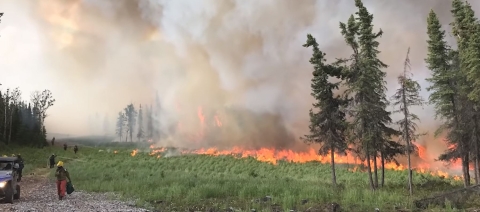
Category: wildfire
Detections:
[
  {"x1": 124, "y1": 145, "x2": 462, "y2": 181},
  {"x1": 124, "y1": 104, "x2": 463, "y2": 181},
  {"x1": 130, "y1": 149, "x2": 138, "y2": 157}
]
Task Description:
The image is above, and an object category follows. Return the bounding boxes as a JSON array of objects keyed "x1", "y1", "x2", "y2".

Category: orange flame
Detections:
[
  {"x1": 139, "y1": 104, "x2": 462, "y2": 181},
  {"x1": 141, "y1": 145, "x2": 462, "y2": 180},
  {"x1": 130, "y1": 149, "x2": 138, "y2": 157}
]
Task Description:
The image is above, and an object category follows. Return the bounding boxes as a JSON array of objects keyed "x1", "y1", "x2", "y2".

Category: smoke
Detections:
[{"x1": 0, "y1": 0, "x2": 478, "y2": 152}]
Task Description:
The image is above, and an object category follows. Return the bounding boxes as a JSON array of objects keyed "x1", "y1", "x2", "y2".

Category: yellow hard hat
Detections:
[{"x1": 57, "y1": 161, "x2": 64, "y2": 167}]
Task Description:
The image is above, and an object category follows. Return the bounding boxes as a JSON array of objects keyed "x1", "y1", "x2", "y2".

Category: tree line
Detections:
[
  {"x1": 303, "y1": 0, "x2": 480, "y2": 194},
  {"x1": 0, "y1": 87, "x2": 55, "y2": 147},
  {"x1": 115, "y1": 95, "x2": 163, "y2": 142}
]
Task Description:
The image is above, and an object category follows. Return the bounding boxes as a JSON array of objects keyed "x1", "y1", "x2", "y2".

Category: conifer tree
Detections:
[
  {"x1": 146, "y1": 105, "x2": 153, "y2": 141},
  {"x1": 391, "y1": 47, "x2": 426, "y2": 195},
  {"x1": 137, "y1": 104, "x2": 144, "y2": 142},
  {"x1": 302, "y1": 34, "x2": 349, "y2": 186},
  {"x1": 339, "y1": 0, "x2": 399, "y2": 190},
  {"x1": 425, "y1": 10, "x2": 471, "y2": 187},
  {"x1": 116, "y1": 112, "x2": 125, "y2": 142},
  {"x1": 124, "y1": 104, "x2": 137, "y2": 142}
]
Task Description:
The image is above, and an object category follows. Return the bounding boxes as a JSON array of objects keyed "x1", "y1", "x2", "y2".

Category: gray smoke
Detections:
[{"x1": 0, "y1": 0, "x2": 477, "y2": 153}]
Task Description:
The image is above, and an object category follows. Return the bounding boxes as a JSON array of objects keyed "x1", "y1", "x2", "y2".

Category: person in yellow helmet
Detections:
[{"x1": 55, "y1": 161, "x2": 71, "y2": 200}]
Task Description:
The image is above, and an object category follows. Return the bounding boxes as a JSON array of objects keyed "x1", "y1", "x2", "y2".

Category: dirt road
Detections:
[{"x1": 0, "y1": 169, "x2": 149, "y2": 212}]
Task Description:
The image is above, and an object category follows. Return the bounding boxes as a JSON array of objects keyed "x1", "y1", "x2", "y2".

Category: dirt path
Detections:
[{"x1": 0, "y1": 168, "x2": 149, "y2": 212}]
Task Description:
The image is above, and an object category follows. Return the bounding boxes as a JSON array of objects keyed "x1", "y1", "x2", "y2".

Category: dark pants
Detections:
[
  {"x1": 49, "y1": 161, "x2": 54, "y2": 168},
  {"x1": 17, "y1": 169, "x2": 23, "y2": 182}
]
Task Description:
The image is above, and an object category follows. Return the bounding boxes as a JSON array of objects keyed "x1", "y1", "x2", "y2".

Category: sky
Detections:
[{"x1": 0, "y1": 0, "x2": 476, "y2": 151}]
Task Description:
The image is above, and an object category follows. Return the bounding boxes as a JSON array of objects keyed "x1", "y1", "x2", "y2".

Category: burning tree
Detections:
[
  {"x1": 302, "y1": 34, "x2": 349, "y2": 186},
  {"x1": 391, "y1": 47, "x2": 426, "y2": 195}
]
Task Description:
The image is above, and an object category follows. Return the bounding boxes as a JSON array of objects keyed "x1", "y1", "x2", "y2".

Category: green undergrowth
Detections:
[{"x1": 0, "y1": 143, "x2": 467, "y2": 211}]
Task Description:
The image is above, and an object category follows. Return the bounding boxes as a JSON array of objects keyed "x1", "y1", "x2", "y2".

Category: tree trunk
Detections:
[
  {"x1": 462, "y1": 154, "x2": 470, "y2": 187},
  {"x1": 331, "y1": 145, "x2": 337, "y2": 186},
  {"x1": 381, "y1": 151, "x2": 385, "y2": 187},
  {"x1": 406, "y1": 139, "x2": 413, "y2": 195},
  {"x1": 8, "y1": 105, "x2": 13, "y2": 144},
  {"x1": 401, "y1": 75, "x2": 414, "y2": 195},
  {"x1": 3, "y1": 92, "x2": 8, "y2": 142},
  {"x1": 474, "y1": 118, "x2": 480, "y2": 185},
  {"x1": 366, "y1": 143, "x2": 375, "y2": 190},
  {"x1": 373, "y1": 153, "x2": 378, "y2": 188},
  {"x1": 475, "y1": 156, "x2": 479, "y2": 185}
]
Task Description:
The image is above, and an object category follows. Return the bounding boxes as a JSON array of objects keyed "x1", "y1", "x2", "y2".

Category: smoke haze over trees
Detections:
[{"x1": 4, "y1": 0, "x2": 480, "y2": 165}]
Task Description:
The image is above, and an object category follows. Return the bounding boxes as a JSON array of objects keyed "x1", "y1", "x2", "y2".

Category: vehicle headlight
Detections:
[{"x1": 0, "y1": 181, "x2": 6, "y2": 188}]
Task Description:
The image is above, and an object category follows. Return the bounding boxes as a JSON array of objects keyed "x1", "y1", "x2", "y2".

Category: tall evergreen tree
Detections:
[
  {"x1": 302, "y1": 34, "x2": 349, "y2": 186},
  {"x1": 146, "y1": 105, "x2": 153, "y2": 141},
  {"x1": 124, "y1": 103, "x2": 137, "y2": 142},
  {"x1": 137, "y1": 104, "x2": 145, "y2": 142},
  {"x1": 425, "y1": 10, "x2": 471, "y2": 187},
  {"x1": 459, "y1": 2, "x2": 480, "y2": 183},
  {"x1": 116, "y1": 112, "x2": 125, "y2": 142},
  {"x1": 339, "y1": 0, "x2": 399, "y2": 190},
  {"x1": 391, "y1": 47, "x2": 426, "y2": 195},
  {"x1": 8, "y1": 88, "x2": 21, "y2": 144}
]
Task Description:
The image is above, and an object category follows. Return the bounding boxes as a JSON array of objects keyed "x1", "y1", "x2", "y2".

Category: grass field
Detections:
[{"x1": 0, "y1": 140, "x2": 469, "y2": 212}]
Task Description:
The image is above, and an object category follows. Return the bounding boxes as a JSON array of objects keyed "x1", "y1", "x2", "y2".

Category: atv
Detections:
[{"x1": 0, "y1": 157, "x2": 21, "y2": 203}]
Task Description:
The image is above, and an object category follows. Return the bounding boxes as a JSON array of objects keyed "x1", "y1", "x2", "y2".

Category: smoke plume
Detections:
[{"x1": 0, "y1": 0, "x2": 477, "y2": 153}]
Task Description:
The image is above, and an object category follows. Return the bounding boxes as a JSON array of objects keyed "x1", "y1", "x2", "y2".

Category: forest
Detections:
[
  {"x1": 302, "y1": 0, "x2": 480, "y2": 194},
  {"x1": 114, "y1": 93, "x2": 163, "y2": 143},
  {"x1": 0, "y1": 88, "x2": 55, "y2": 147}
]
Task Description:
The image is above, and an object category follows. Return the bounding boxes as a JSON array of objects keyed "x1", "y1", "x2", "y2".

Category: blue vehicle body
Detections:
[{"x1": 0, "y1": 157, "x2": 20, "y2": 203}]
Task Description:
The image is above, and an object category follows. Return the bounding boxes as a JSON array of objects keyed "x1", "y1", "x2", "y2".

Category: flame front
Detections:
[{"x1": 126, "y1": 105, "x2": 463, "y2": 181}]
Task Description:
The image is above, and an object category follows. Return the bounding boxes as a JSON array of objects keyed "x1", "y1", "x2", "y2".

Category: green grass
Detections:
[{"x1": 0, "y1": 142, "x2": 469, "y2": 211}]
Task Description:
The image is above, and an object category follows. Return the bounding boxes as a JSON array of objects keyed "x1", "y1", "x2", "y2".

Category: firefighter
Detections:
[
  {"x1": 73, "y1": 145, "x2": 78, "y2": 154},
  {"x1": 49, "y1": 154, "x2": 56, "y2": 168},
  {"x1": 55, "y1": 161, "x2": 71, "y2": 200},
  {"x1": 63, "y1": 143, "x2": 67, "y2": 151},
  {"x1": 51, "y1": 137, "x2": 55, "y2": 146},
  {"x1": 16, "y1": 154, "x2": 24, "y2": 182}
]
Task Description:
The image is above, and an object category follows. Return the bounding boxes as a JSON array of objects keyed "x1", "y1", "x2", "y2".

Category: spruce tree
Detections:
[
  {"x1": 116, "y1": 112, "x2": 125, "y2": 142},
  {"x1": 425, "y1": 10, "x2": 471, "y2": 187},
  {"x1": 146, "y1": 105, "x2": 154, "y2": 141},
  {"x1": 450, "y1": 0, "x2": 480, "y2": 184},
  {"x1": 391, "y1": 47, "x2": 426, "y2": 195},
  {"x1": 340, "y1": 0, "x2": 399, "y2": 190},
  {"x1": 137, "y1": 104, "x2": 145, "y2": 142},
  {"x1": 124, "y1": 104, "x2": 137, "y2": 142},
  {"x1": 302, "y1": 34, "x2": 349, "y2": 186}
]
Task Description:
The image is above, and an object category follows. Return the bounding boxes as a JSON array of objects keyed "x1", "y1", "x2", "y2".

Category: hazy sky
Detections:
[{"x1": 0, "y1": 0, "x2": 476, "y2": 151}]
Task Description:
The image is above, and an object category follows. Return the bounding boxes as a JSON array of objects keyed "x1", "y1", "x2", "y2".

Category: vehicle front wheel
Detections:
[
  {"x1": 4, "y1": 182, "x2": 14, "y2": 203},
  {"x1": 13, "y1": 185, "x2": 20, "y2": 200}
]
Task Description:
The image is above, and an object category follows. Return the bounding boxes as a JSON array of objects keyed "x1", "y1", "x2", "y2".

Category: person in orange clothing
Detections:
[{"x1": 54, "y1": 161, "x2": 72, "y2": 200}]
